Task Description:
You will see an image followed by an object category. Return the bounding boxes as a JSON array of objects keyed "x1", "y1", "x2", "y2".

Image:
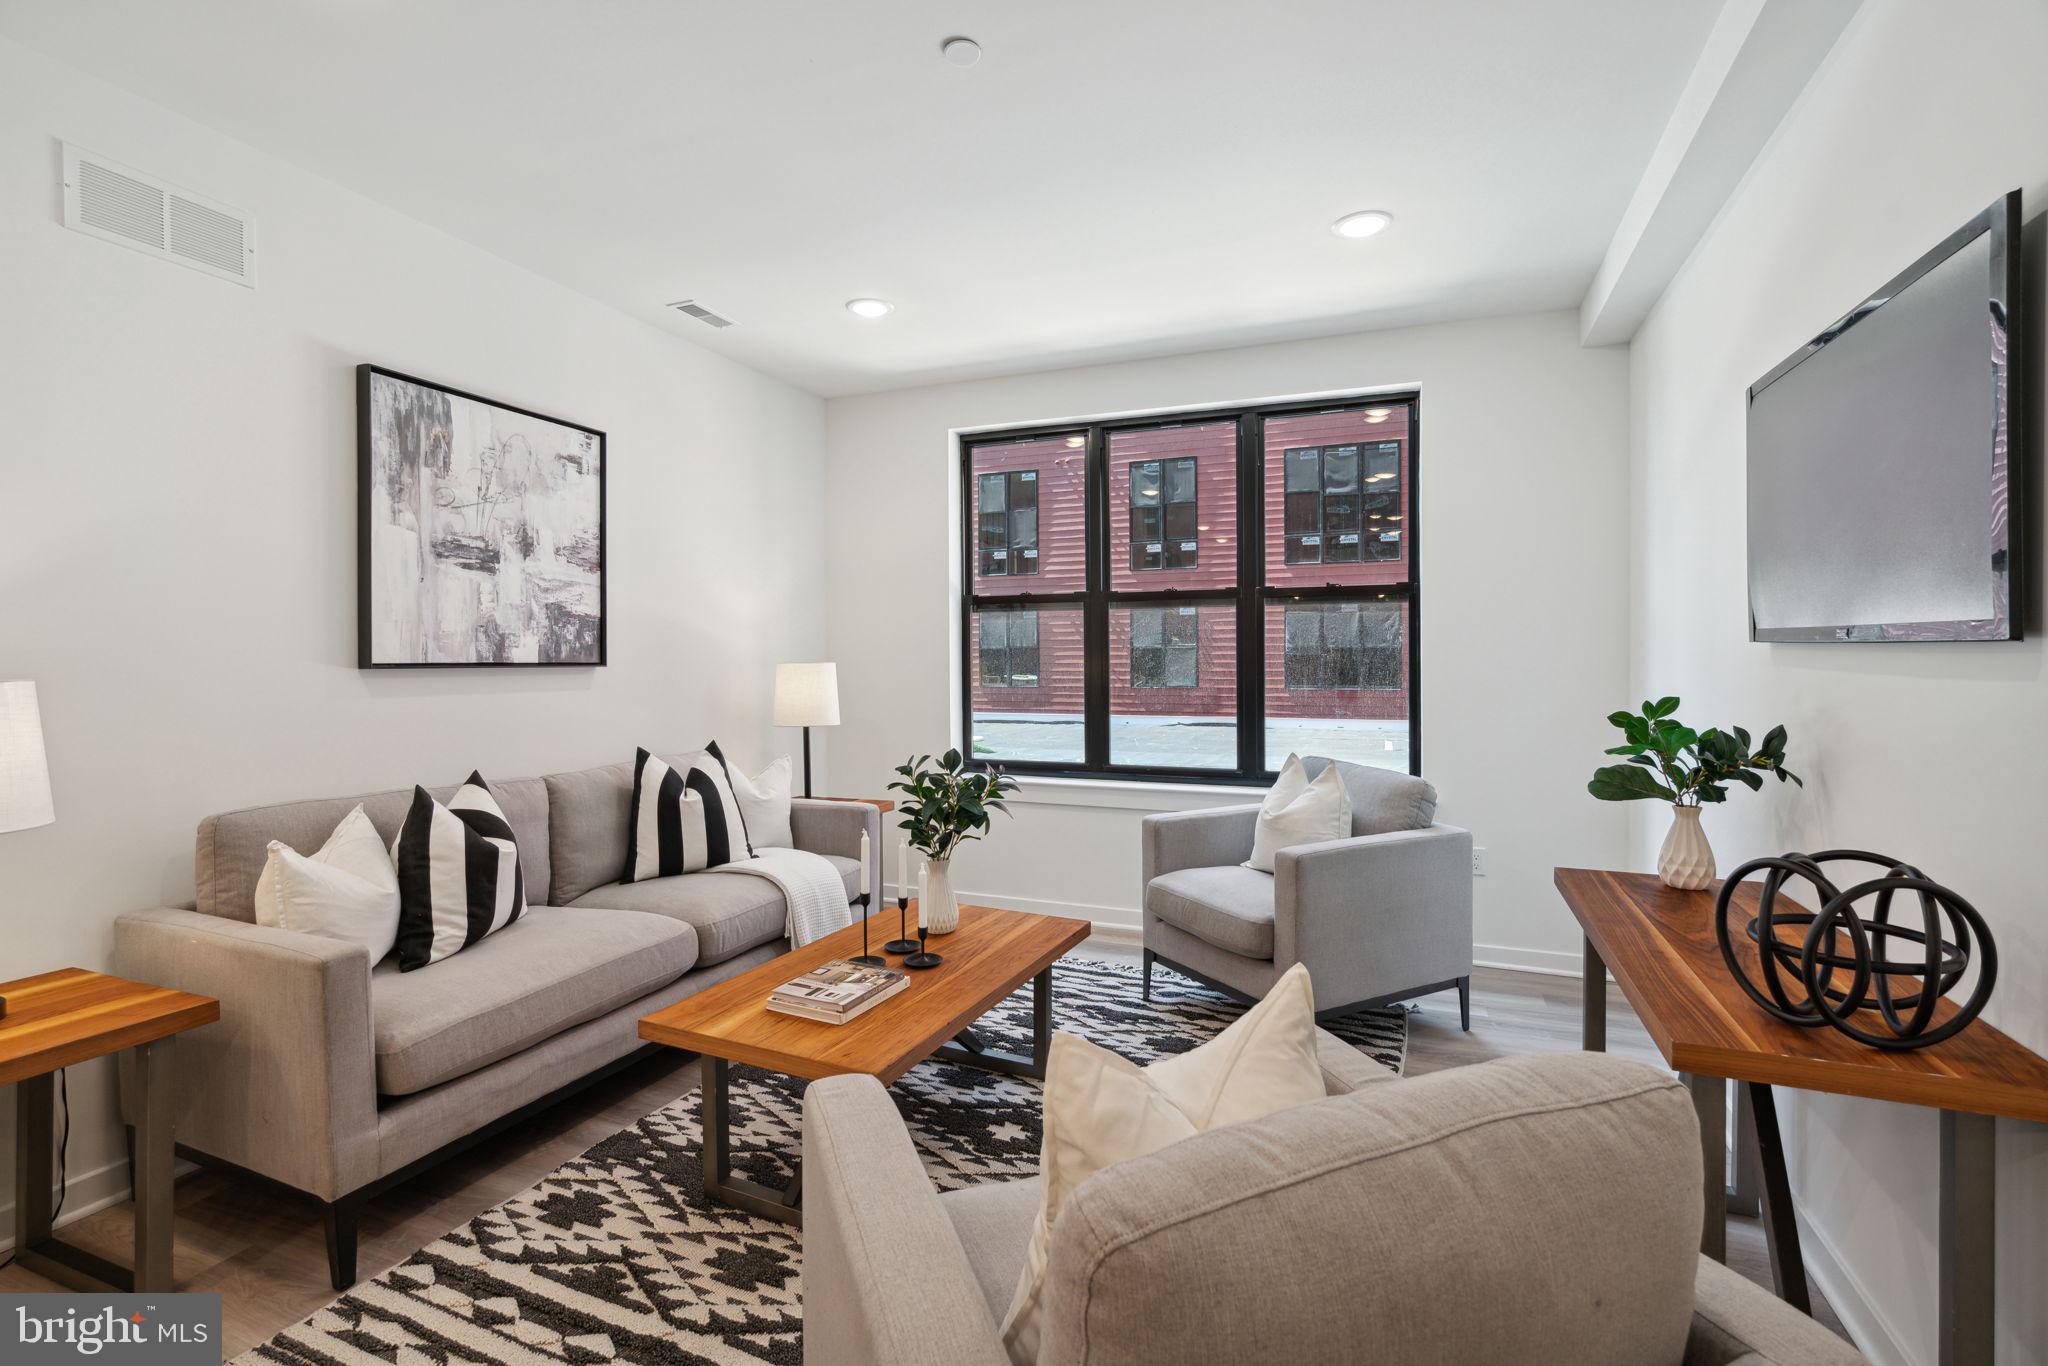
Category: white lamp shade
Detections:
[
  {"x1": 1, "y1": 680, "x2": 54, "y2": 833},
  {"x1": 773, "y1": 662, "x2": 841, "y2": 728}
]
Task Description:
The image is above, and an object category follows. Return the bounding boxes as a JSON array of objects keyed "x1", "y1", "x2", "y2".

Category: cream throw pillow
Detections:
[
  {"x1": 999, "y1": 962, "x2": 1325, "y2": 1365},
  {"x1": 728, "y1": 755, "x2": 794, "y2": 849},
  {"x1": 1244, "y1": 753, "x2": 1352, "y2": 872},
  {"x1": 253, "y1": 804, "x2": 401, "y2": 962}
]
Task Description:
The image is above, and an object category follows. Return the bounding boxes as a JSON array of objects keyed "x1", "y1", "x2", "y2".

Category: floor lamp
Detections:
[
  {"x1": 1, "y1": 681, "x2": 55, "y2": 1018},
  {"x1": 773, "y1": 662, "x2": 840, "y2": 799}
]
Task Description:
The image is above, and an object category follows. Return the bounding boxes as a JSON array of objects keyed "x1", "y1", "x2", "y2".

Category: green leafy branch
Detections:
[
  {"x1": 1588, "y1": 696, "x2": 1802, "y2": 807},
  {"x1": 886, "y1": 749, "x2": 1019, "y2": 860}
]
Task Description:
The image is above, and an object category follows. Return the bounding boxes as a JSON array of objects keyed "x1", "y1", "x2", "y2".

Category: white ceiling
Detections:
[{"x1": 0, "y1": 0, "x2": 1723, "y2": 396}]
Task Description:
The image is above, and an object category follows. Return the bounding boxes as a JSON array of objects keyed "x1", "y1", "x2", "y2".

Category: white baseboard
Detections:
[
  {"x1": 0, "y1": 1156, "x2": 136, "y2": 1254},
  {"x1": 1472, "y1": 943, "x2": 1591, "y2": 977},
  {"x1": 1793, "y1": 1206, "x2": 1912, "y2": 1366}
]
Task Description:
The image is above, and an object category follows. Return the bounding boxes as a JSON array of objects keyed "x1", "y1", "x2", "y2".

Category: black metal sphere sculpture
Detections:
[{"x1": 1714, "y1": 850, "x2": 1996, "y2": 1050}]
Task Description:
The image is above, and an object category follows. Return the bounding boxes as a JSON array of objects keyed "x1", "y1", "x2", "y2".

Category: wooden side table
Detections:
[
  {"x1": 1556, "y1": 869, "x2": 2048, "y2": 1366},
  {"x1": 2, "y1": 968, "x2": 218, "y2": 1293}
]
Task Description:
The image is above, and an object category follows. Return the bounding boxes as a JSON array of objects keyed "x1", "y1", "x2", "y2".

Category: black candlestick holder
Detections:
[
  {"x1": 885, "y1": 891, "x2": 919, "y2": 956},
  {"x1": 848, "y1": 892, "x2": 885, "y2": 967},
  {"x1": 903, "y1": 923, "x2": 943, "y2": 970}
]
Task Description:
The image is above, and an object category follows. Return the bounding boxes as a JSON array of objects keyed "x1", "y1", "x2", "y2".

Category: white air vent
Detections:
[
  {"x1": 667, "y1": 299, "x2": 733, "y2": 328},
  {"x1": 62, "y1": 144, "x2": 256, "y2": 287}
]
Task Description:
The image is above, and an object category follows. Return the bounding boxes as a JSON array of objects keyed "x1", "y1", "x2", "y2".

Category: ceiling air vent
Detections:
[
  {"x1": 667, "y1": 299, "x2": 734, "y2": 328},
  {"x1": 62, "y1": 144, "x2": 256, "y2": 288}
]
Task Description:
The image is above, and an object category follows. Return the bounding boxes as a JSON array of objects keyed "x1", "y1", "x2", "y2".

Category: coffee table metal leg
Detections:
[
  {"x1": 1745, "y1": 1082, "x2": 1809, "y2": 1313},
  {"x1": 935, "y1": 967, "x2": 1054, "y2": 1080},
  {"x1": 699, "y1": 1054, "x2": 802, "y2": 1227}
]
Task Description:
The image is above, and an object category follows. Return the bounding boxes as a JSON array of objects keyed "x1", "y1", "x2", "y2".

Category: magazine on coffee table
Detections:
[{"x1": 767, "y1": 959, "x2": 908, "y2": 1024}]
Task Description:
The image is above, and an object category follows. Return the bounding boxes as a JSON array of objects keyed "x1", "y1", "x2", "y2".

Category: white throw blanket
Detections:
[{"x1": 721, "y1": 846, "x2": 855, "y2": 948}]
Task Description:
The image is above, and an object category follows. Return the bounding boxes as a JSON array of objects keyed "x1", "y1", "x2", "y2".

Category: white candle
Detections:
[
  {"x1": 859, "y1": 829, "x2": 870, "y2": 897},
  {"x1": 917, "y1": 864, "x2": 928, "y2": 927},
  {"x1": 897, "y1": 838, "x2": 907, "y2": 897}
]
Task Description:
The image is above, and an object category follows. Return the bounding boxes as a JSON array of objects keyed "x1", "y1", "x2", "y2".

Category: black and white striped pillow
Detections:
[
  {"x1": 392, "y1": 772, "x2": 527, "y2": 971},
  {"x1": 623, "y1": 742, "x2": 753, "y2": 883}
]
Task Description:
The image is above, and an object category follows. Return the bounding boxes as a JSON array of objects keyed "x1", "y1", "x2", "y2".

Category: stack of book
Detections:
[{"x1": 766, "y1": 959, "x2": 909, "y2": 1024}]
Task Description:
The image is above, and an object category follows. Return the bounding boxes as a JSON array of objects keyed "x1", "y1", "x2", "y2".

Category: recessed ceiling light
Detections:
[
  {"x1": 846, "y1": 298, "x2": 894, "y2": 319},
  {"x1": 1363, "y1": 407, "x2": 1392, "y2": 422},
  {"x1": 1331, "y1": 210, "x2": 1393, "y2": 240},
  {"x1": 941, "y1": 36, "x2": 982, "y2": 67},
  {"x1": 1065, "y1": 436, "x2": 1084, "y2": 448}
]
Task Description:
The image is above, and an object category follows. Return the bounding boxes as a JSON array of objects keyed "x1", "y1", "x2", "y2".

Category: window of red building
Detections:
[{"x1": 962, "y1": 396, "x2": 1416, "y2": 782}]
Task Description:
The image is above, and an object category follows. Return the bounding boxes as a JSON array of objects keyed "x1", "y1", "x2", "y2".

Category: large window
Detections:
[{"x1": 963, "y1": 397, "x2": 1417, "y2": 781}]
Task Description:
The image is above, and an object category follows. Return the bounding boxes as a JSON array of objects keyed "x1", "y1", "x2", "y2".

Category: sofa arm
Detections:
[
  {"x1": 1686, "y1": 1258, "x2": 1865, "y2": 1365},
  {"x1": 1314, "y1": 1026, "x2": 1398, "y2": 1093},
  {"x1": 790, "y1": 798, "x2": 882, "y2": 867},
  {"x1": 1272, "y1": 824, "x2": 1473, "y2": 1008},
  {"x1": 1141, "y1": 803, "x2": 1261, "y2": 888},
  {"x1": 803, "y1": 1074, "x2": 1009, "y2": 1366},
  {"x1": 113, "y1": 907, "x2": 378, "y2": 1200}
]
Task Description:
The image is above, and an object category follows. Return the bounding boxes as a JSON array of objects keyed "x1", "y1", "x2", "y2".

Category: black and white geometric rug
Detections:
[{"x1": 237, "y1": 957, "x2": 1406, "y2": 1366}]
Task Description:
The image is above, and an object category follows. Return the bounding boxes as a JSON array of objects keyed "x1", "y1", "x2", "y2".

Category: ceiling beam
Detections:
[{"x1": 1579, "y1": 0, "x2": 1862, "y2": 347}]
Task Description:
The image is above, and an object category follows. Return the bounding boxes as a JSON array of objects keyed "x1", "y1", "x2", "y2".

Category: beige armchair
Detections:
[
  {"x1": 1141, "y1": 757, "x2": 1474, "y2": 1025},
  {"x1": 802, "y1": 1048, "x2": 1864, "y2": 1366}
]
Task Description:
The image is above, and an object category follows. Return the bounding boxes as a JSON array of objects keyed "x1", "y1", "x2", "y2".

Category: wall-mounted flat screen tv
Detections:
[{"x1": 1747, "y1": 191, "x2": 2021, "y2": 642}]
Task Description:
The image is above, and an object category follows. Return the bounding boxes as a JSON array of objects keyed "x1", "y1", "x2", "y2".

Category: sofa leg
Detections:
[
  {"x1": 1458, "y1": 976, "x2": 1472, "y2": 1032},
  {"x1": 324, "y1": 1196, "x2": 360, "y2": 1291},
  {"x1": 1142, "y1": 949, "x2": 1155, "y2": 1002}
]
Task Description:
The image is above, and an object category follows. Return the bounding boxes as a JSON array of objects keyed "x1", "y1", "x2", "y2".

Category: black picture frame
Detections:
[{"x1": 356, "y1": 363, "x2": 608, "y2": 668}]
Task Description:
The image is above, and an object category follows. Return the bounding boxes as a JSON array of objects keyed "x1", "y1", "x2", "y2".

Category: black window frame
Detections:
[{"x1": 960, "y1": 395, "x2": 1420, "y2": 785}]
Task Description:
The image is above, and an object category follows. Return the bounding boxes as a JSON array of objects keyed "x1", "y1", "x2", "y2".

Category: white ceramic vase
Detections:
[
  {"x1": 922, "y1": 857, "x2": 961, "y2": 934},
  {"x1": 1657, "y1": 803, "x2": 1716, "y2": 890}
]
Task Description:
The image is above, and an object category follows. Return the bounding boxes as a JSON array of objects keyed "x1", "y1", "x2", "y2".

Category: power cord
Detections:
[{"x1": 0, "y1": 1068, "x2": 70, "y2": 1273}]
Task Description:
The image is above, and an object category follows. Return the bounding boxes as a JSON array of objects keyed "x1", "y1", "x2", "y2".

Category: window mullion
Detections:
[{"x1": 1083, "y1": 425, "x2": 1109, "y2": 772}]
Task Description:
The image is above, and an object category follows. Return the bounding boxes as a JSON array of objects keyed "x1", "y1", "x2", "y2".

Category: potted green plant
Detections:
[
  {"x1": 1588, "y1": 698, "x2": 1802, "y2": 890},
  {"x1": 887, "y1": 749, "x2": 1019, "y2": 933}
]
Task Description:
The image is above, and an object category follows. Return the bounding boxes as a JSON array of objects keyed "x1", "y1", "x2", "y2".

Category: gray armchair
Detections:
[
  {"x1": 1140, "y1": 757, "x2": 1473, "y2": 1024},
  {"x1": 802, "y1": 1049, "x2": 1865, "y2": 1366}
]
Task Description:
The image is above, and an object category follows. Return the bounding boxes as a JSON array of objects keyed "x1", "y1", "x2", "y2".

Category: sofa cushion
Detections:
[
  {"x1": 545, "y1": 754, "x2": 743, "y2": 906},
  {"x1": 940, "y1": 1177, "x2": 1041, "y2": 1325},
  {"x1": 1301, "y1": 756, "x2": 1437, "y2": 835},
  {"x1": 1145, "y1": 865, "x2": 1276, "y2": 959},
  {"x1": 197, "y1": 776, "x2": 551, "y2": 924},
  {"x1": 1036, "y1": 1053, "x2": 1700, "y2": 1366},
  {"x1": 370, "y1": 905, "x2": 696, "y2": 1096},
  {"x1": 572, "y1": 855, "x2": 858, "y2": 965}
]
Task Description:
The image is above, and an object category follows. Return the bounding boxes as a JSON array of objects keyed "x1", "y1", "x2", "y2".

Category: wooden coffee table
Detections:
[{"x1": 639, "y1": 902, "x2": 1089, "y2": 1225}]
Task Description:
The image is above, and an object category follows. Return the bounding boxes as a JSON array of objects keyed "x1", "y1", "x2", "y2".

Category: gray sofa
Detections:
[
  {"x1": 112, "y1": 755, "x2": 879, "y2": 1289},
  {"x1": 803, "y1": 1047, "x2": 1865, "y2": 1366},
  {"x1": 1140, "y1": 757, "x2": 1474, "y2": 1025}
]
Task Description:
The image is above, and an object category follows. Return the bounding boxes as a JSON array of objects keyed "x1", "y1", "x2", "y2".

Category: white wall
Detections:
[
  {"x1": 0, "y1": 37, "x2": 825, "y2": 1229},
  {"x1": 822, "y1": 310, "x2": 1633, "y2": 973},
  {"x1": 1627, "y1": 3, "x2": 2048, "y2": 1361}
]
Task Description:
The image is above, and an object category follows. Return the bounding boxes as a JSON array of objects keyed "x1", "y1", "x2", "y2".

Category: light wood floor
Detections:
[{"x1": 2, "y1": 950, "x2": 1846, "y2": 1357}]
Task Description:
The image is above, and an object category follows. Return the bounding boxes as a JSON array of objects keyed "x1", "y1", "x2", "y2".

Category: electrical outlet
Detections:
[{"x1": 1472, "y1": 846, "x2": 1486, "y2": 876}]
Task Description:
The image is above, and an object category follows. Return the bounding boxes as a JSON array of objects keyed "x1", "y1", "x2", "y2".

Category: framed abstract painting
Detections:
[{"x1": 357, "y1": 364, "x2": 606, "y2": 667}]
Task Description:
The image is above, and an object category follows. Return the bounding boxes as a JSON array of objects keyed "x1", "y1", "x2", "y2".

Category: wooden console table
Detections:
[
  {"x1": 2, "y1": 968, "x2": 218, "y2": 1293},
  {"x1": 1556, "y1": 868, "x2": 2048, "y2": 1366}
]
